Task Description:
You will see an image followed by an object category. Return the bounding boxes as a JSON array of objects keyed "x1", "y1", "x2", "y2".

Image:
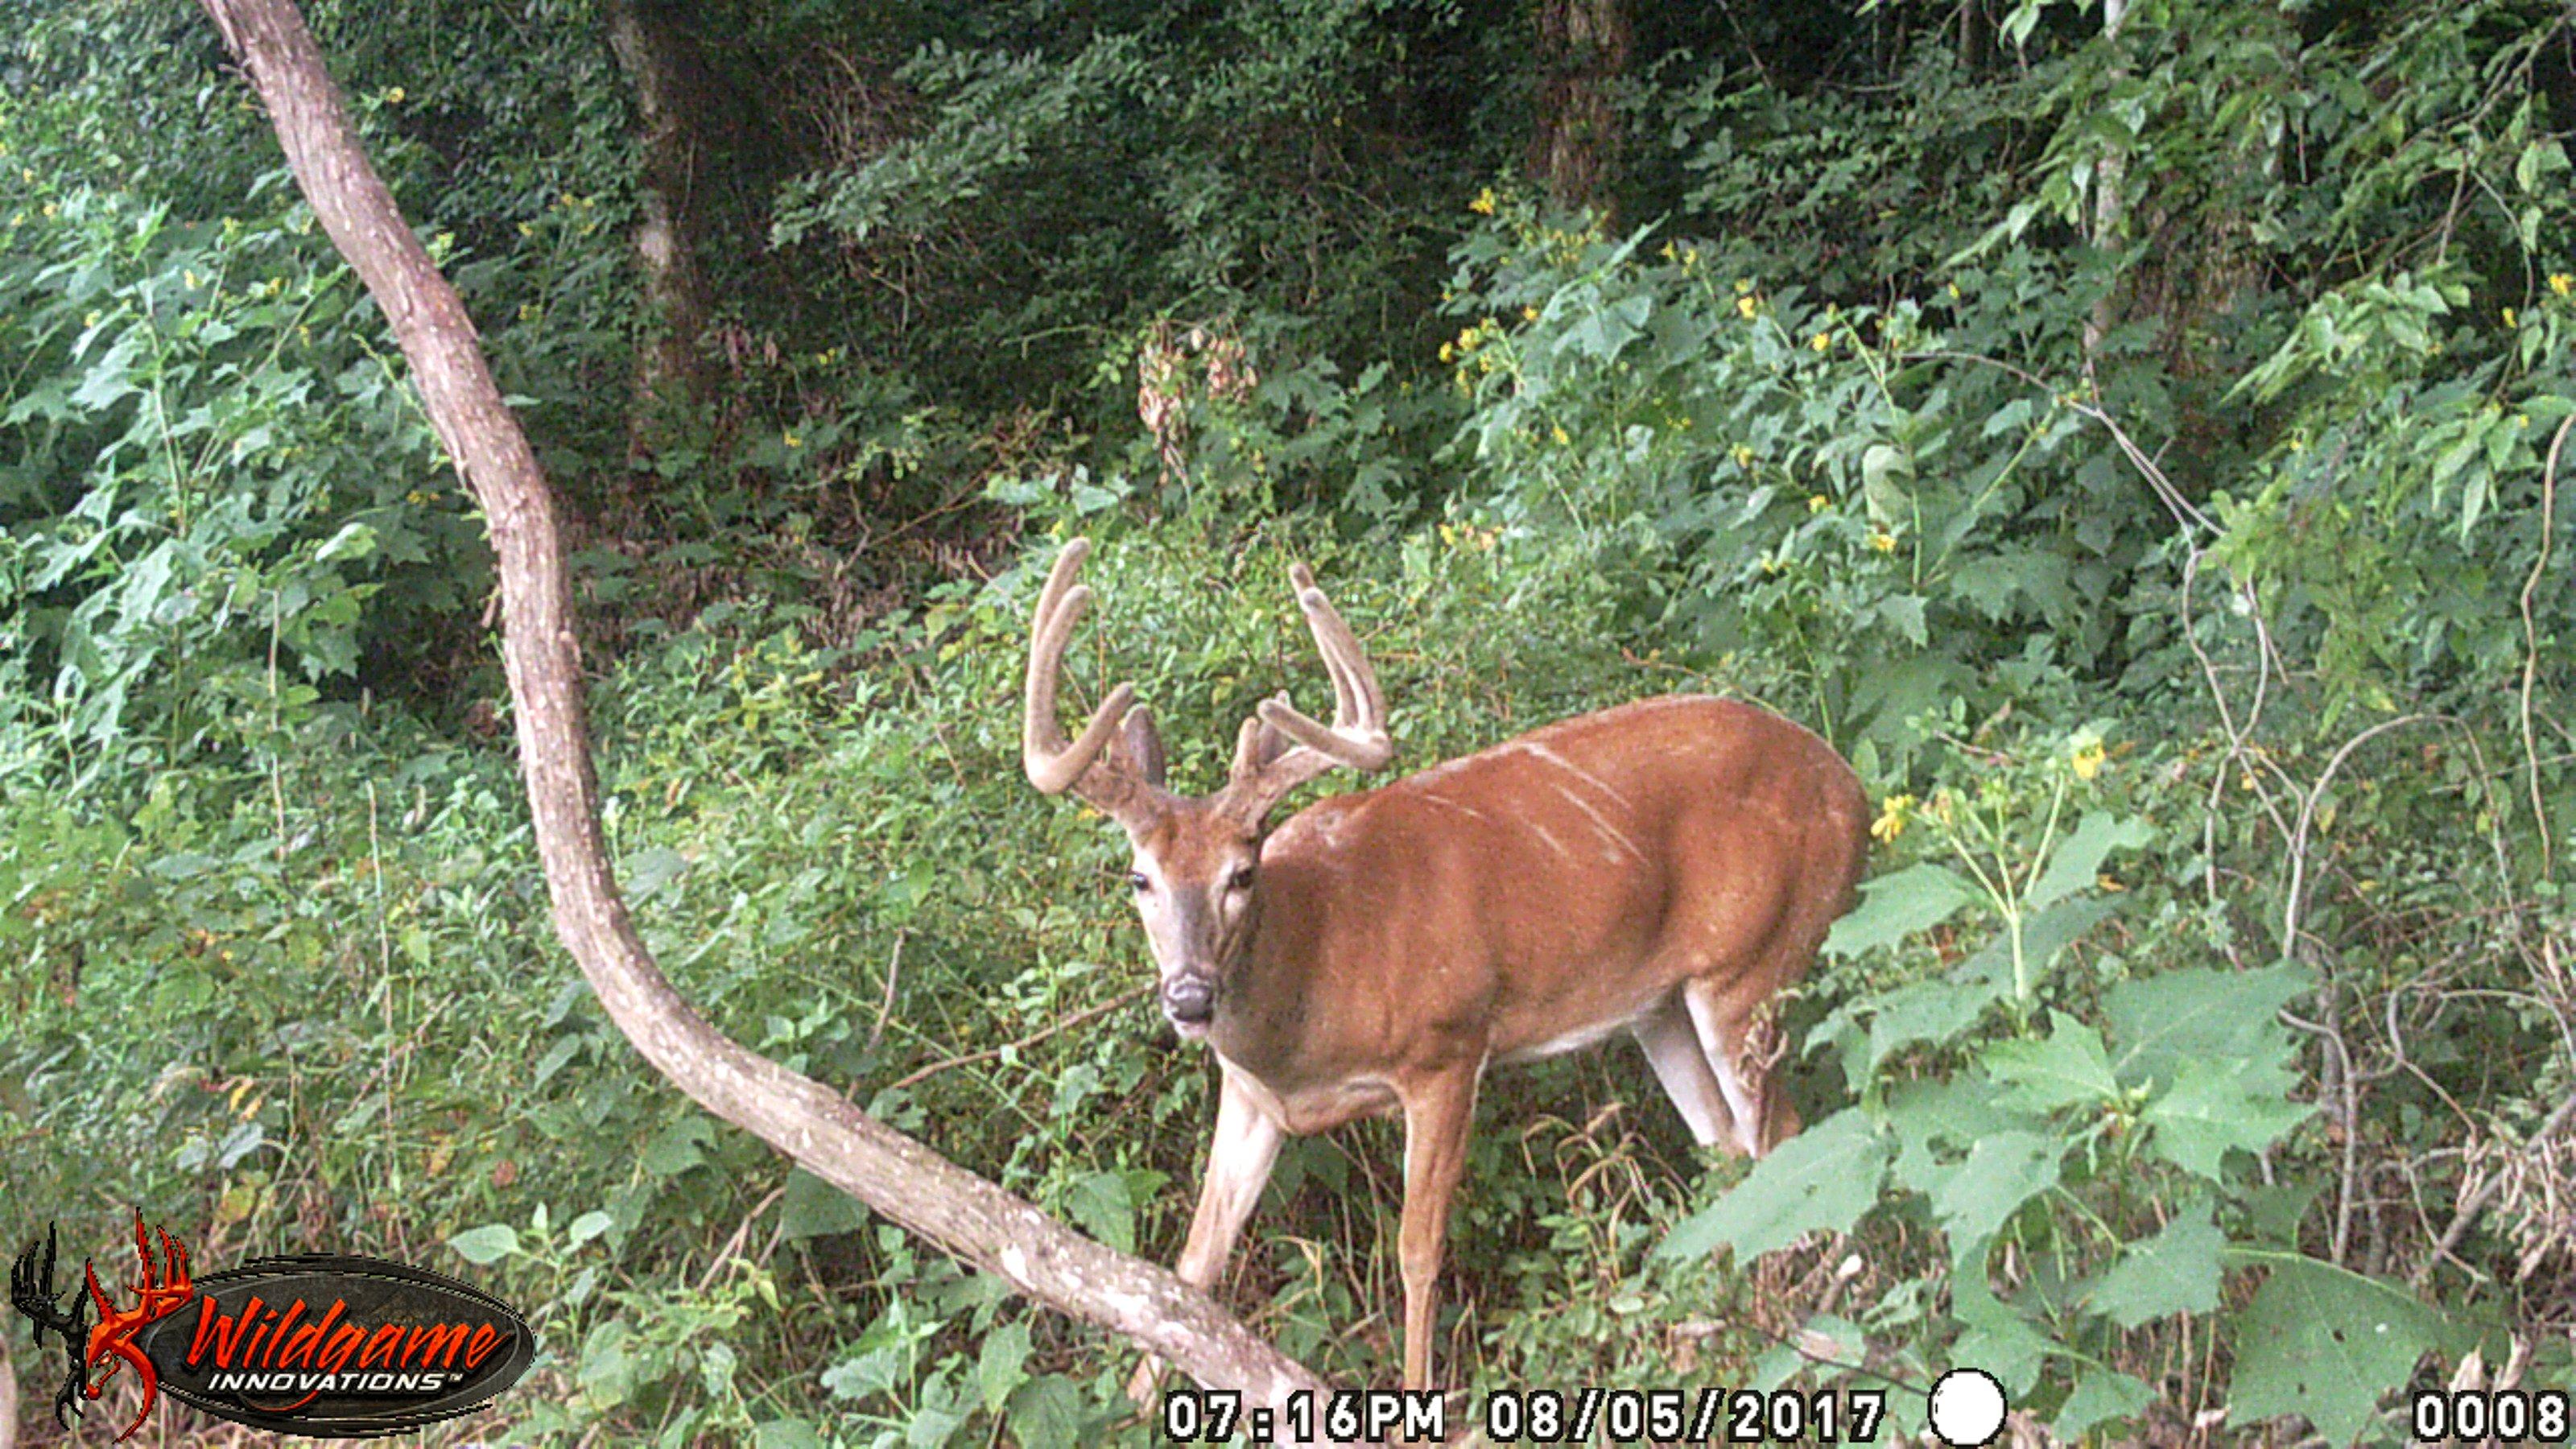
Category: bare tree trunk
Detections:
[
  {"x1": 605, "y1": 0, "x2": 718, "y2": 461},
  {"x1": 188, "y1": 1, "x2": 1363, "y2": 1439},
  {"x1": 2083, "y1": 0, "x2": 2132, "y2": 365},
  {"x1": 0, "y1": 1328, "x2": 17, "y2": 1449},
  {"x1": 1527, "y1": 0, "x2": 1630, "y2": 222}
]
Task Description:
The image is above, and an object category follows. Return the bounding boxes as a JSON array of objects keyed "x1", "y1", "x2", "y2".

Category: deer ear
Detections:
[{"x1": 1111, "y1": 703, "x2": 1166, "y2": 787}]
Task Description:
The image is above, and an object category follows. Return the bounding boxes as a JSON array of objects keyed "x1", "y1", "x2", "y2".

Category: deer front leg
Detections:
[
  {"x1": 1127, "y1": 1066, "x2": 1285, "y2": 1407},
  {"x1": 1395, "y1": 1063, "x2": 1482, "y2": 1391}
]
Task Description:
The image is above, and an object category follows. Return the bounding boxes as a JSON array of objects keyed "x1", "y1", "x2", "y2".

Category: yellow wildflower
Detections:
[
  {"x1": 1732, "y1": 444, "x2": 1755, "y2": 468},
  {"x1": 386, "y1": 86, "x2": 406, "y2": 104},
  {"x1": 1469, "y1": 188, "x2": 1496, "y2": 216},
  {"x1": 783, "y1": 431, "x2": 802, "y2": 448},
  {"x1": 1810, "y1": 332, "x2": 1832, "y2": 353},
  {"x1": 42, "y1": 203, "x2": 56, "y2": 219},
  {"x1": 1946, "y1": 282, "x2": 1962, "y2": 299},
  {"x1": 517, "y1": 302, "x2": 540, "y2": 323},
  {"x1": 2503, "y1": 307, "x2": 2518, "y2": 328},
  {"x1": 1734, "y1": 278, "x2": 1754, "y2": 295},
  {"x1": 1871, "y1": 794, "x2": 1916, "y2": 844},
  {"x1": 1550, "y1": 424, "x2": 1571, "y2": 446},
  {"x1": 2070, "y1": 741, "x2": 2106, "y2": 781},
  {"x1": 1521, "y1": 304, "x2": 1540, "y2": 322},
  {"x1": 1439, "y1": 341, "x2": 1455, "y2": 362},
  {"x1": 1736, "y1": 295, "x2": 1759, "y2": 320},
  {"x1": 1808, "y1": 494, "x2": 1829, "y2": 513},
  {"x1": 2098, "y1": 874, "x2": 2126, "y2": 893},
  {"x1": 184, "y1": 270, "x2": 199, "y2": 289},
  {"x1": 2551, "y1": 274, "x2": 2573, "y2": 296},
  {"x1": 1868, "y1": 531, "x2": 1897, "y2": 553}
]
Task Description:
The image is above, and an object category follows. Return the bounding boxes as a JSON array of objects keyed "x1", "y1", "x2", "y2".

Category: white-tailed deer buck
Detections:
[{"x1": 1022, "y1": 538, "x2": 1869, "y2": 1395}]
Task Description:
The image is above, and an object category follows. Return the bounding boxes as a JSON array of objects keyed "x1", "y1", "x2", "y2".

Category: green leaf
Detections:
[
  {"x1": 1951, "y1": 1275, "x2": 2050, "y2": 1398},
  {"x1": 1927, "y1": 1129, "x2": 2061, "y2": 1257},
  {"x1": 566, "y1": 1210, "x2": 615, "y2": 1249},
  {"x1": 2229, "y1": 1257, "x2": 2452, "y2": 1446},
  {"x1": 2105, "y1": 963, "x2": 2312, "y2": 1092},
  {"x1": 1006, "y1": 1376, "x2": 1090, "y2": 1446},
  {"x1": 2024, "y1": 811, "x2": 2153, "y2": 914},
  {"x1": 1824, "y1": 864, "x2": 1979, "y2": 958},
  {"x1": 1983, "y1": 1011, "x2": 2120, "y2": 1112},
  {"x1": 1660, "y1": 1108, "x2": 1890, "y2": 1261},
  {"x1": 779, "y1": 1167, "x2": 871, "y2": 1241},
  {"x1": 640, "y1": 1117, "x2": 715, "y2": 1179},
  {"x1": 2141, "y1": 1058, "x2": 2314, "y2": 1180},
  {"x1": 2087, "y1": 1200, "x2": 2223, "y2": 1327},
  {"x1": 623, "y1": 845, "x2": 690, "y2": 903},
  {"x1": 2054, "y1": 1369, "x2": 2155, "y2": 1440},
  {"x1": 1882, "y1": 1075, "x2": 2038, "y2": 1196},
  {"x1": 1876, "y1": 593, "x2": 1929, "y2": 647},
  {"x1": 976, "y1": 1321, "x2": 1033, "y2": 1414},
  {"x1": 752, "y1": 1419, "x2": 827, "y2": 1449},
  {"x1": 1856, "y1": 969, "x2": 2013, "y2": 1081},
  {"x1": 1063, "y1": 1170, "x2": 1136, "y2": 1253},
  {"x1": 447, "y1": 1224, "x2": 518, "y2": 1265}
]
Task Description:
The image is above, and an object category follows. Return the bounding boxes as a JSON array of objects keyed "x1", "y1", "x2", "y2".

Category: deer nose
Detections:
[{"x1": 1161, "y1": 974, "x2": 1216, "y2": 1025}]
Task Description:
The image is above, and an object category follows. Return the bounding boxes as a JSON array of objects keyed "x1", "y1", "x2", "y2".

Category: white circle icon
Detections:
[{"x1": 1927, "y1": 1367, "x2": 2008, "y2": 1447}]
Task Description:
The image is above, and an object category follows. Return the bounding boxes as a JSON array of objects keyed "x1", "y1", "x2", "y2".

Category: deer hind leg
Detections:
[
  {"x1": 1629, "y1": 994, "x2": 1738, "y2": 1148},
  {"x1": 1395, "y1": 1063, "x2": 1482, "y2": 1391},
  {"x1": 1127, "y1": 1066, "x2": 1284, "y2": 1406},
  {"x1": 1680, "y1": 976, "x2": 1798, "y2": 1157}
]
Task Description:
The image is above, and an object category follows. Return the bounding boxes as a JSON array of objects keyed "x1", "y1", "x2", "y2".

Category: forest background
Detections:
[{"x1": 2, "y1": 0, "x2": 2573, "y2": 1443}]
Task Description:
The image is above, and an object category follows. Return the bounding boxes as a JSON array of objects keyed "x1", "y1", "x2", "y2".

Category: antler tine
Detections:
[
  {"x1": 1022, "y1": 539, "x2": 1139, "y2": 796},
  {"x1": 1253, "y1": 562, "x2": 1392, "y2": 771}
]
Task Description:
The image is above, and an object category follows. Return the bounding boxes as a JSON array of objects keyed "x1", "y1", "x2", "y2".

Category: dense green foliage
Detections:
[{"x1": 5, "y1": 0, "x2": 2572, "y2": 1444}]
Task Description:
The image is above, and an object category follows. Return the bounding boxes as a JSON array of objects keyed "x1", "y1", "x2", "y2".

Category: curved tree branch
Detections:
[{"x1": 188, "y1": 1, "x2": 1361, "y2": 1439}]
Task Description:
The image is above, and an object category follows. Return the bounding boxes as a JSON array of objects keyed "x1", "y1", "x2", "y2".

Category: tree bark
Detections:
[
  {"x1": 188, "y1": 1, "x2": 1364, "y2": 1439},
  {"x1": 2083, "y1": 0, "x2": 2132, "y2": 365},
  {"x1": 605, "y1": 0, "x2": 718, "y2": 459},
  {"x1": 1527, "y1": 0, "x2": 1631, "y2": 222}
]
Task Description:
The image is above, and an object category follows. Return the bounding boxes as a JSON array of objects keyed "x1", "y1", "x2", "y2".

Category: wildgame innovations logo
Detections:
[{"x1": 10, "y1": 1212, "x2": 535, "y2": 1440}]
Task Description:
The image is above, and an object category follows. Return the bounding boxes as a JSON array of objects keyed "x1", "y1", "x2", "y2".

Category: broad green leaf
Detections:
[
  {"x1": 1983, "y1": 1011, "x2": 2120, "y2": 1112},
  {"x1": 2054, "y1": 1369, "x2": 2155, "y2": 1440},
  {"x1": 1063, "y1": 1170, "x2": 1135, "y2": 1253},
  {"x1": 1951, "y1": 1275, "x2": 2050, "y2": 1397},
  {"x1": 1927, "y1": 1129, "x2": 2062, "y2": 1257},
  {"x1": 779, "y1": 1167, "x2": 870, "y2": 1241},
  {"x1": 447, "y1": 1222, "x2": 519, "y2": 1265},
  {"x1": 1660, "y1": 1108, "x2": 1889, "y2": 1261},
  {"x1": 641, "y1": 1117, "x2": 715, "y2": 1178},
  {"x1": 752, "y1": 1420, "x2": 826, "y2": 1449},
  {"x1": 1824, "y1": 864, "x2": 1979, "y2": 958},
  {"x1": 976, "y1": 1321, "x2": 1032, "y2": 1414},
  {"x1": 1006, "y1": 1376, "x2": 1090, "y2": 1446},
  {"x1": 1882, "y1": 1075, "x2": 2037, "y2": 1195},
  {"x1": 2106, "y1": 963, "x2": 2312, "y2": 1092},
  {"x1": 2087, "y1": 1199, "x2": 2223, "y2": 1327},
  {"x1": 2024, "y1": 811, "x2": 2154, "y2": 914},
  {"x1": 2141, "y1": 1058, "x2": 2313, "y2": 1180},
  {"x1": 1857, "y1": 970, "x2": 2011, "y2": 1081},
  {"x1": 623, "y1": 845, "x2": 690, "y2": 903},
  {"x1": 2229, "y1": 1257, "x2": 2452, "y2": 1446}
]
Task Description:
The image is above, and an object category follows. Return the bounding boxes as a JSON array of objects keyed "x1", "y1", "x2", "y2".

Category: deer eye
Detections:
[
  {"x1": 1129, "y1": 871, "x2": 1151, "y2": 894},
  {"x1": 1228, "y1": 865, "x2": 1257, "y2": 893}
]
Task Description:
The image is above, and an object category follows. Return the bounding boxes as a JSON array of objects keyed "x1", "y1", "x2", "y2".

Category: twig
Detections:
[
  {"x1": 865, "y1": 929, "x2": 906, "y2": 1055},
  {"x1": 2519, "y1": 415, "x2": 2569, "y2": 886},
  {"x1": 886, "y1": 984, "x2": 1153, "y2": 1092},
  {"x1": 2413, "y1": 1088, "x2": 2576, "y2": 1289}
]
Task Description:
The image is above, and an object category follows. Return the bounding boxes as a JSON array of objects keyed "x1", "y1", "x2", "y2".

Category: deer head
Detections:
[{"x1": 1021, "y1": 539, "x2": 1391, "y2": 1036}]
